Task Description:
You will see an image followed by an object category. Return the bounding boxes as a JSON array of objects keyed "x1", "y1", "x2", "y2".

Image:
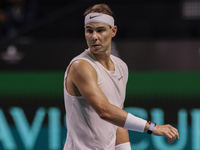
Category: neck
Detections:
[{"x1": 91, "y1": 49, "x2": 114, "y2": 71}]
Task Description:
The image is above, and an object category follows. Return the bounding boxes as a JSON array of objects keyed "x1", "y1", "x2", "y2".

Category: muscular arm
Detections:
[
  {"x1": 66, "y1": 59, "x2": 128, "y2": 127},
  {"x1": 66, "y1": 59, "x2": 179, "y2": 143}
]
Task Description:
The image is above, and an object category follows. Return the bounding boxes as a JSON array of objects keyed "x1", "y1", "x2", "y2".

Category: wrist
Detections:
[
  {"x1": 144, "y1": 121, "x2": 150, "y2": 132},
  {"x1": 146, "y1": 121, "x2": 156, "y2": 134},
  {"x1": 123, "y1": 113, "x2": 147, "y2": 132}
]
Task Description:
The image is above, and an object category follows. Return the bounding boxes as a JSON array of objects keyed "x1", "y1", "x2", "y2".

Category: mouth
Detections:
[
  {"x1": 92, "y1": 43, "x2": 100, "y2": 46},
  {"x1": 92, "y1": 44, "x2": 100, "y2": 48}
]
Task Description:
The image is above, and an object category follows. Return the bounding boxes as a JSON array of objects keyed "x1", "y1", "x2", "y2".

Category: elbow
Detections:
[
  {"x1": 98, "y1": 107, "x2": 110, "y2": 121},
  {"x1": 99, "y1": 112, "x2": 109, "y2": 120}
]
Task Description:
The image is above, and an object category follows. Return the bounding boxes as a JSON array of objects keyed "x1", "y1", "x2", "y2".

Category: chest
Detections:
[{"x1": 98, "y1": 65, "x2": 126, "y2": 108}]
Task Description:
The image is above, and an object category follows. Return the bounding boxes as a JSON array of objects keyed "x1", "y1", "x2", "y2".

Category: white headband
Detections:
[{"x1": 85, "y1": 12, "x2": 115, "y2": 27}]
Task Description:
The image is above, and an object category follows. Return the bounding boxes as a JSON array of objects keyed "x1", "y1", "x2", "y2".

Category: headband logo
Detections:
[
  {"x1": 89, "y1": 14, "x2": 102, "y2": 19},
  {"x1": 85, "y1": 13, "x2": 114, "y2": 27}
]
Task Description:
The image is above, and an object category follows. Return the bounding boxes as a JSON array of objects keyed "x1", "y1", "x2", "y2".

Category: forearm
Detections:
[
  {"x1": 98, "y1": 102, "x2": 179, "y2": 144},
  {"x1": 100, "y1": 104, "x2": 147, "y2": 132},
  {"x1": 99, "y1": 103, "x2": 128, "y2": 127}
]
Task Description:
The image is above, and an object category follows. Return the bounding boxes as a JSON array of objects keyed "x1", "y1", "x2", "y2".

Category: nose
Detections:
[{"x1": 91, "y1": 31, "x2": 98, "y2": 42}]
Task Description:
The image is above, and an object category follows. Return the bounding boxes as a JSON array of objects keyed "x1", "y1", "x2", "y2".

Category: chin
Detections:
[{"x1": 90, "y1": 47, "x2": 100, "y2": 51}]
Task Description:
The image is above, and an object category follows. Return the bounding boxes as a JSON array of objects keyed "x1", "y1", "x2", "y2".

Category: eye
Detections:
[
  {"x1": 97, "y1": 29, "x2": 105, "y2": 33},
  {"x1": 97, "y1": 29, "x2": 102, "y2": 33},
  {"x1": 86, "y1": 29, "x2": 93, "y2": 34}
]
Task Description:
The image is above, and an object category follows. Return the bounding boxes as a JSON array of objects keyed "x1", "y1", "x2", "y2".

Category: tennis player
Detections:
[{"x1": 63, "y1": 4, "x2": 179, "y2": 150}]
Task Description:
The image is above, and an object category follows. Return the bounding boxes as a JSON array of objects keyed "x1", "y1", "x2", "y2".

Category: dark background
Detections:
[
  {"x1": 0, "y1": 0, "x2": 200, "y2": 149},
  {"x1": 0, "y1": 0, "x2": 200, "y2": 40}
]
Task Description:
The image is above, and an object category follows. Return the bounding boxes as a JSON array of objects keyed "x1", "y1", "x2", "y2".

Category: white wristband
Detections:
[
  {"x1": 115, "y1": 142, "x2": 131, "y2": 150},
  {"x1": 123, "y1": 113, "x2": 147, "y2": 132}
]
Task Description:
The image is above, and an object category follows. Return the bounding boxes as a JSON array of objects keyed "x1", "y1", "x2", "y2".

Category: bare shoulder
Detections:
[
  {"x1": 70, "y1": 59, "x2": 96, "y2": 74},
  {"x1": 71, "y1": 59, "x2": 93, "y2": 68},
  {"x1": 68, "y1": 59, "x2": 97, "y2": 82}
]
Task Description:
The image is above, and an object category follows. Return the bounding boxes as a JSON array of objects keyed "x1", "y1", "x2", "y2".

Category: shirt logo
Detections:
[
  {"x1": 118, "y1": 76, "x2": 123, "y2": 81},
  {"x1": 89, "y1": 15, "x2": 101, "y2": 19}
]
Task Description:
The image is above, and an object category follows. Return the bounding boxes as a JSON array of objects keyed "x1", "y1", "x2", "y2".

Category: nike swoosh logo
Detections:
[
  {"x1": 89, "y1": 15, "x2": 101, "y2": 19},
  {"x1": 118, "y1": 76, "x2": 123, "y2": 81}
]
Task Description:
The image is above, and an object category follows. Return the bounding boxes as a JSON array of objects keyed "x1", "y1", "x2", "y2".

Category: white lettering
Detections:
[
  {"x1": 191, "y1": 109, "x2": 200, "y2": 150},
  {"x1": 9, "y1": 107, "x2": 46, "y2": 150},
  {"x1": 0, "y1": 109, "x2": 17, "y2": 150},
  {"x1": 48, "y1": 107, "x2": 61, "y2": 150}
]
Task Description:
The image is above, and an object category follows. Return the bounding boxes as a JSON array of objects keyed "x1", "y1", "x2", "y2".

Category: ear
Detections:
[{"x1": 111, "y1": 26, "x2": 117, "y2": 37}]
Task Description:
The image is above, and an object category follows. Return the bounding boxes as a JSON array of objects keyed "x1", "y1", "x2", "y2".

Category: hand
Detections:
[{"x1": 152, "y1": 124, "x2": 179, "y2": 144}]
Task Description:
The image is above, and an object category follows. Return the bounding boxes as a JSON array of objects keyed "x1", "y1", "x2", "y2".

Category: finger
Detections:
[
  {"x1": 177, "y1": 133, "x2": 179, "y2": 139},
  {"x1": 168, "y1": 138, "x2": 174, "y2": 144},
  {"x1": 174, "y1": 129, "x2": 179, "y2": 139},
  {"x1": 171, "y1": 128, "x2": 179, "y2": 139},
  {"x1": 168, "y1": 138, "x2": 173, "y2": 144},
  {"x1": 169, "y1": 136, "x2": 176, "y2": 142},
  {"x1": 166, "y1": 130, "x2": 174, "y2": 139},
  {"x1": 169, "y1": 131, "x2": 176, "y2": 139},
  {"x1": 168, "y1": 137, "x2": 176, "y2": 144},
  {"x1": 168, "y1": 139, "x2": 171, "y2": 144},
  {"x1": 168, "y1": 132, "x2": 176, "y2": 143},
  {"x1": 168, "y1": 137, "x2": 175, "y2": 143}
]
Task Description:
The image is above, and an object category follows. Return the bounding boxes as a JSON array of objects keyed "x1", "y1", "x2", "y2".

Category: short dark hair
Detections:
[{"x1": 83, "y1": 4, "x2": 115, "y2": 20}]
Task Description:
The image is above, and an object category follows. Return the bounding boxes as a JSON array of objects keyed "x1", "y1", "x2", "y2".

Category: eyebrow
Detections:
[
  {"x1": 85, "y1": 26, "x2": 92, "y2": 29},
  {"x1": 85, "y1": 26, "x2": 106, "y2": 30}
]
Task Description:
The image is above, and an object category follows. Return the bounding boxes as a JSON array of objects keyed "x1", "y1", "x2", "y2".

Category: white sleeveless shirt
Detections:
[{"x1": 63, "y1": 49, "x2": 128, "y2": 150}]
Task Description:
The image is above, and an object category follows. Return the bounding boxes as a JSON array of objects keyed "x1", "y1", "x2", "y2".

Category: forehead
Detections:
[{"x1": 85, "y1": 22, "x2": 110, "y2": 29}]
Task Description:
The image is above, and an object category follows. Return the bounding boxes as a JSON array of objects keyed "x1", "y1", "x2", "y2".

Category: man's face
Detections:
[{"x1": 85, "y1": 22, "x2": 117, "y2": 54}]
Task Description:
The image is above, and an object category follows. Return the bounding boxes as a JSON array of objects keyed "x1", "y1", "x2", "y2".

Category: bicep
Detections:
[
  {"x1": 69, "y1": 60, "x2": 110, "y2": 114},
  {"x1": 69, "y1": 60, "x2": 128, "y2": 127}
]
